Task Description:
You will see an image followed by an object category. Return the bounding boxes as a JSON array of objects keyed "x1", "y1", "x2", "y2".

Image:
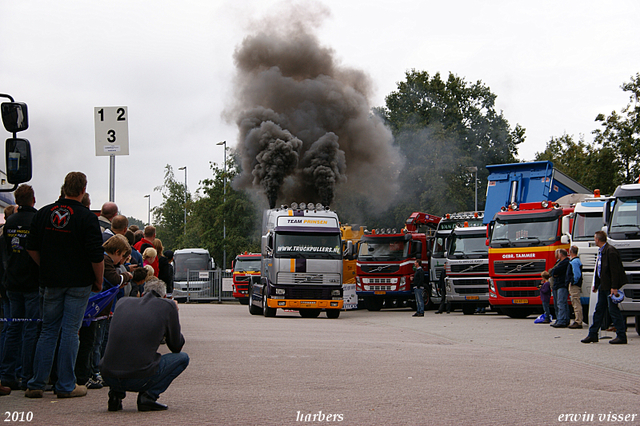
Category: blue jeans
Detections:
[
  {"x1": 553, "y1": 287, "x2": 569, "y2": 325},
  {"x1": 27, "y1": 286, "x2": 91, "y2": 393},
  {"x1": 542, "y1": 301, "x2": 551, "y2": 321},
  {"x1": 0, "y1": 297, "x2": 12, "y2": 378},
  {"x1": 589, "y1": 289, "x2": 626, "y2": 340},
  {"x1": 103, "y1": 352, "x2": 189, "y2": 400},
  {"x1": 0, "y1": 291, "x2": 40, "y2": 384},
  {"x1": 414, "y1": 287, "x2": 424, "y2": 314}
]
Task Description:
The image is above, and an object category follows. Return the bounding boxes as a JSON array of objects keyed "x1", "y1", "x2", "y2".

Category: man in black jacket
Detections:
[
  {"x1": 412, "y1": 260, "x2": 425, "y2": 317},
  {"x1": 549, "y1": 249, "x2": 570, "y2": 328},
  {"x1": 25, "y1": 172, "x2": 105, "y2": 398},
  {"x1": 582, "y1": 231, "x2": 628, "y2": 344},
  {"x1": 100, "y1": 279, "x2": 189, "y2": 411},
  {"x1": 0, "y1": 185, "x2": 39, "y2": 390}
]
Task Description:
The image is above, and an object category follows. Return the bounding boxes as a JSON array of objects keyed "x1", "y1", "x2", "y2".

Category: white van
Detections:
[{"x1": 172, "y1": 248, "x2": 215, "y2": 301}]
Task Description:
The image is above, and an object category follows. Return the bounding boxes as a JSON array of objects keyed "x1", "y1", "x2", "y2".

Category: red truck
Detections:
[
  {"x1": 487, "y1": 201, "x2": 573, "y2": 318},
  {"x1": 232, "y1": 252, "x2": 261, "y2": 305},
  {"x1": 356, "y1": 212, "x2": 440, "y2": 311}
]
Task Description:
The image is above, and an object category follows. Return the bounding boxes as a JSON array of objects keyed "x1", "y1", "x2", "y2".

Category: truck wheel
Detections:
[
  {"x1": 365, "y1": 297, "x2": 383, "y2": 311},
  {"x1": 299, "y1": 309, "x2": 320, "y2": 318},
  {"x1": 326, "y1": 309, "x2": 340, "y2": 319},
  {"x1": 263, "y1": 294, "x2": 276, "y2": 317},
  {"x1": 462, "y1": 304, "x2": 476, "y2": 315},
  {"x1": 238, "y1": 298, "x2": 249, "y2": 305},
  {"x1": 248, "y1": 285, "x2": 263, "y2": 315},
  {"x1": 502, "y1": 307, "x2": 533, "y2": 319}
]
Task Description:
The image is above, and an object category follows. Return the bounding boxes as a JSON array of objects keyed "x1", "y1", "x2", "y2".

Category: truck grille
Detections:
[
  {"x1": 457, "y1": 288, "x2": 489, "y2": 295},
  {"x1": 234, "y1": 276, "x2": 251, "y2": 282},
  {"x1": 617, "y1": 248, "x2": 640, "y2": 263},
  {"x1": 623, "y1": 288, "x2": 640, "y2": 300},
  {"x1": 450, "y1": 263, "x2": 489, "y2": 273},
  {"x1": 493, "y1": 260, "x2": 546, "y2": 275},
  {"x1": 289, "y1": 288, "x2": 325, "y2": 300},
  {"x1": 453, "y1": 278, "x2": 489, "y2": 287},
  {"x1": 360, "y1": 264, "x2": 400, "y2": 274},
  {"x1": 277, "y1": 272, "x2": 341, "y2": 285},
  {"x1": 496, "y1": 279, "x2": 539, "y2": 298},
  {"x1": 626, "y1": 274, "x2": 640, "y2": 284},
  {"x1": 365, "y1": 285, "x2": 393, "y2": 291}
]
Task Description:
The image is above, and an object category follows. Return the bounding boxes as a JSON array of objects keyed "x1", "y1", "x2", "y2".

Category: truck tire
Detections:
[
  {"x1": 326, "y1": 309, "x2": 340, "y2": 319},
  {"x1": 365, "y1": 297, "x2": 383, "y2": 311},
  {"x1": 248, "y1": 285, "x2": 263, "y2": 315},
  {"x1": 263, "y1": 294, "x2": 277, "y2": 317},
  {"x1": 238, "y1": 298, "x2": 249, "y2": 305},
  {"x1": 501, "y1": 307, "x2": 533, "y2": 319},
  {"x1": 462, "y1": 304, "x2": 476, "y2": 315},
  {"x1": 299, "y1": 309, "x2": 320, "y2": 318}
]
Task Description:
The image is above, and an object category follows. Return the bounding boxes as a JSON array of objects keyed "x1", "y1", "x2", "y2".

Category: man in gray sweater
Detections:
[{"x1": 99, "y1": 279, "x2": 189, "y2": 411}]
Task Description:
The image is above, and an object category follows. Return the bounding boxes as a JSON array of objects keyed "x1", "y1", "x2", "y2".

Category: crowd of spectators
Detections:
[{"x1": 0, "y1": 172, "x2": 187, "y2": 411}]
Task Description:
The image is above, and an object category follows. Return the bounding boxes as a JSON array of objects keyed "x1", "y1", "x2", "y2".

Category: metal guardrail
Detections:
[{"x1": 174, "y1": 269, "x2": 235, "y2": 302}]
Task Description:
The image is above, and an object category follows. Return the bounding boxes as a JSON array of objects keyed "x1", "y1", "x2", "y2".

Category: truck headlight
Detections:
[
  {"x1": 331, "y1": 289, "x2": 341, "y2": 296},
  {"x1": 275, "y1": 288, "x2": 285, "y2": 295}
]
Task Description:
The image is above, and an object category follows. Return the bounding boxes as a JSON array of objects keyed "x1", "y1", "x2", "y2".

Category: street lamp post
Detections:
[
  {"x1": 144, "y1": 194, "x2": 151, "y2": 226},
  {"x1": 216, "y1": 141, "x2": 227, "y2": 270},
  {"x1": 467, "y1": 166, "x2": 478, "y2": 212},
  {"x1": 178, "y1": 166, "x2": 187, "y2": 236}
]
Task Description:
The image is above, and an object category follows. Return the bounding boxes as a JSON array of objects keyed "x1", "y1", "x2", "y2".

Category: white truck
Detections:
[
  {"x1": 444, "y1": 224, "x2": 489, "y2": 315},
  {"x1": 249, "y1": 202, "x2": 345, "y2": 318}
]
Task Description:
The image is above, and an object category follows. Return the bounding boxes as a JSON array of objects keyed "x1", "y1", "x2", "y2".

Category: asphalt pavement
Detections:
[{"x1": 2, "y1": 304, "x2": 639, "y2": 425}]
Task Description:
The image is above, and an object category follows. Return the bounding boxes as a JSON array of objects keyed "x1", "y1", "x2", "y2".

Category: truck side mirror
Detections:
[
  {"x1": 5, "y1": 138, "x2": 32, "y2": 184},
  {"x1": 414, "y1": 241, "x2": 423, "y2": 259},
  {"x1": 560, "y1": 235, "x2": 569, "y2": 244},
  {"x1": 344, "y1": 241, "x2": 354, "y2": 259},
  {"x1": 1, "y1": 102, "x2": 28, "y2": 133},
  {"x1": 261, "y1": 235, "x2": 268, "y2": 256}
]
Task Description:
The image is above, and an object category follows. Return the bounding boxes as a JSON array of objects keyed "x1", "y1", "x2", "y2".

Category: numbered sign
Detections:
[{"x1": 94, "y1": 106, "x2": 129, "y2": 156}]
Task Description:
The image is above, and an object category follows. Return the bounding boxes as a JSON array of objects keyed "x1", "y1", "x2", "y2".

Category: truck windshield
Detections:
[
  {"x1": 491, "y1": 217, "x2": 559, "y2": 247},
  {"x1": 174, "y1": 252, "x2": 210, "y2": 281},
  {"x1": 358, "y1": 237, "x2": 408, "y2": 261},
  {"x1": 275, "y1": 232, "x2": 342, "y2": 259},
  {"x1": 448, "y1": 234, "x2": 488, "y2": 259},
  {"x1": 234, "y1": 259, "x2": 261, "y2": 272},
  {"x1": 610, "y1": 197, "x2": 640, "y2": 238},
  {"x1": 573, "y1": 212, "x2": 603, "y2": 241}
]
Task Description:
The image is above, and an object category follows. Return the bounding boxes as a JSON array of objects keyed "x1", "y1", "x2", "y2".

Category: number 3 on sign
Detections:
[{"x1": 94, "y1": 106, "x2": 130, "y2": 157}]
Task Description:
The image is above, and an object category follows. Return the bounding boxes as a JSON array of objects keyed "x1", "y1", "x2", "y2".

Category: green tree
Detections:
[
  {"x1": 153, "y1": 165, "x2": 191, "y2": 251},
  {"x1": 365, "y1": 70, "x2": 524, "y2": 226},
  {"x1": 188, "y1": 158, "x2": 260, "y2": 269},
  {"x1": 593, "y1": 73, "x2": 640, "y2": 183},
  {"x1": 126, "y1": 216, "x2": 145, "y2": 230}
]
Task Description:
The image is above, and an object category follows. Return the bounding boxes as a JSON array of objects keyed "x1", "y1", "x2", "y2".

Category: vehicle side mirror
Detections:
[
  {"x1": 485, "y1": 238, "x2": 490, "y2": 246},
  {"x1": 560, "y1": 235, "x2": 569, "y2": 244},
  {"x1": 5, "y1": 138, "x2": 32, "y2": 184},
  {"x1": 1, "y1": 102, "x2": 28, "y2": 133},
  {"x1": 345, "y1": 241, "x2": 354, "y2": 259},
  {"x1": 414, "y1": 241, "x2": 423, "y2": 259}
]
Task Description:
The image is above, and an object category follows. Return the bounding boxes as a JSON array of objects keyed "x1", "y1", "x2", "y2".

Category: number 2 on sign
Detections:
[{"x1": 97, "y1": 108, "x2": 126, "y2": 121}]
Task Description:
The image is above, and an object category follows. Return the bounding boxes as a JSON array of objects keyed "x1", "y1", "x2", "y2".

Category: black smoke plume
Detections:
[{"x1": 229, "y1": 5, "x2": 402, "y2": 210}]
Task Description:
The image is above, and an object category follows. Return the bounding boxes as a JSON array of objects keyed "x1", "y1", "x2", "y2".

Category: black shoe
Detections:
[
  {"x1": 435, "y1": 311, "x2": 442, "y2": 314},
  {"x1": 137, "y1": 393, "x2": 168, "y2": 412},
  {"x1": 108, "y1": 391, "x2": 124, "y2": 412},
  {"x1": 412, "y1": 313, "x2": 424, "y2": 317},
  {"x1": 609, "y1": 337, "x2": 628, "y2": 345},
  {"x1": 551, "y1": 323, "x2": 568, "y2": 328},
  {"x1": 581, "y1": 335, "x2": 598, "y2": 343}
]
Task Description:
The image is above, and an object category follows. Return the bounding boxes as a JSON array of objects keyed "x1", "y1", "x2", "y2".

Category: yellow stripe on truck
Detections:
[
  {"x1": 291, "y1": 259, "x2": 295, "y2": 272},
  {"x1": 489, "y1": 244, "x2": 569, "y2": 255}
]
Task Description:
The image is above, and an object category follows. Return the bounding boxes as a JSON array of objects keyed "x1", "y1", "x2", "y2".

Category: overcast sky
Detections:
[{"x1": 1, "y1": 0, "x2": 638, "y2": 222}]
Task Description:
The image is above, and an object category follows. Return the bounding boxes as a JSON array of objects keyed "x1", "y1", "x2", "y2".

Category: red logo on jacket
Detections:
[{"x1": 51, "y1": 207, "x2": 71, "y2": 229}]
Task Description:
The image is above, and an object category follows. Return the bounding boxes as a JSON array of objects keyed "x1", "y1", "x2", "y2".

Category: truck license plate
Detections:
[
  {"x1": 512, "y1": 299, "x2": 528, "y2": 304},
  {"x1": 465, "y1": 296, "x2": 480, "y2": 301},
  {"x1": 374, "y1": 291, "x2": 386, "y2": 295}
]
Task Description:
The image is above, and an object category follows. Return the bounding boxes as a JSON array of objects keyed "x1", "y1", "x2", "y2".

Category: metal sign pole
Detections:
[{"x1": 109, "y1": 154, "x2": 115, "y2": 202}]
